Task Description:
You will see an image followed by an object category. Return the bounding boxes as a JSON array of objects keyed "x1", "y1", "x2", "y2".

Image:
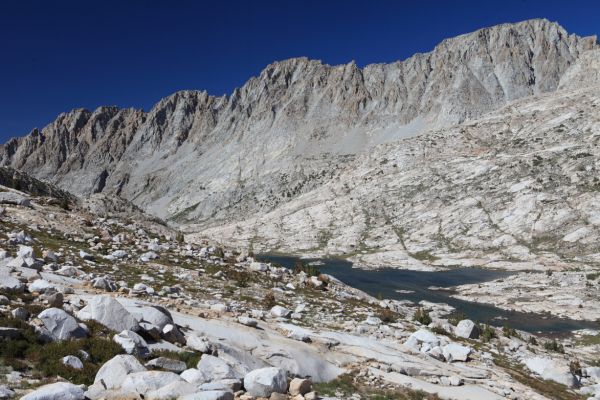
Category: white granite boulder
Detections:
[
  {"x1": 77, "y1": 295, "x2": 139, "y2": 332},
  {"x1": 243, "y1": 367, "x2": 287, "y2": 397},
  {"x1": 94, "y1": 354, "x2": 146, "y2": 389},
  {"x1": 38, "y1": 308, "x2": 86, "y2": 341},
  {"x1": 21, "y1": 382, "x2": 85, "y2": 400}
]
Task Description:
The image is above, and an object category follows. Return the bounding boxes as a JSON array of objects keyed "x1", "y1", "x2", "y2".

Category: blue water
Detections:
[{"x1": 259, "y1": 254, "x2": 600, "y2": 334}]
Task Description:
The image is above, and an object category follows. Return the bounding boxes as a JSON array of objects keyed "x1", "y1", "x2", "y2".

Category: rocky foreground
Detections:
[{"x1": 0, "y1": 171, "x2": 599, "y2": 400}]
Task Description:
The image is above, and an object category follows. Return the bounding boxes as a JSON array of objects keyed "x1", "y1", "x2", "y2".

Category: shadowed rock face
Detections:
[{"x1": 0, "y1": 20, "x2": 598, "y2": 252}]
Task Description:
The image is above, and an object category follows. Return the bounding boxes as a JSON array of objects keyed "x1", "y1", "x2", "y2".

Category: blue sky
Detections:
[{"x1": 1, "y1": 0, "x2": 598, "y2": 142}]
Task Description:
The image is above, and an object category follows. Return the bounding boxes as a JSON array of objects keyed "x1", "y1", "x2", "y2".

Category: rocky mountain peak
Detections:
[{"x1": 1, "y1": 19, "x2": 599, "y2": 234}]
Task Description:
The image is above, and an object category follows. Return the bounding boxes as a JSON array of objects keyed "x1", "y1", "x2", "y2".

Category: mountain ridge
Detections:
[{"x1": 1, "y1": 19, "x2": 599, "y2": 264}]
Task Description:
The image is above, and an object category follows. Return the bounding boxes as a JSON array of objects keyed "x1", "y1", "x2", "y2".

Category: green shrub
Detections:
[
  {"x1": 528, "y1": 336, "x2": 538, "y2": 346},
  {"x1": 28, "y1": 337, "x2": 123, "y2": 384},
  {"x1": 502, "y1": 323, "x2": 519, "y2": 338},
  {"x1": 149, "y1": 350, "x2": 201, "y2": 369},
  {"x1": 448, "y1": 311, "x2": 467, "y2": 326},
  {"x1": 479, "y1": 323, "x2": 497, "y2": 342},
  {"x1": 544, "y1": 339, "x2": 565, "y2": 353},
  {"x1": 293, "y1": 260, "x2": 320, "y2": 277},
  {"x1": 413, "y1": 308, "x2": 431, "y2": 325}
]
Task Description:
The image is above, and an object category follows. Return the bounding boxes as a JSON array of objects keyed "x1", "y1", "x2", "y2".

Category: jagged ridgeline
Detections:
[{"x1": 1, "y1": 19, "x2": 599, "y2": 261}]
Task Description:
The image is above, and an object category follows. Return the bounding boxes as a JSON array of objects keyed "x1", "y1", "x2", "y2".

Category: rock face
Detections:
[{"x1": 1, "y1": 20, "x2": 597, "y2": 255}]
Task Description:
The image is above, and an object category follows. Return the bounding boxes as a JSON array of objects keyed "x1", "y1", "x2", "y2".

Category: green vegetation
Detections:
[
  {"x1": 293, "y1": 260, "x2": 320, "y2": 277},
  {"x1": 448, "y1": 311, "x2": 467, "y2": 326},
  {"x1": 314, "y1": 373, "x2": 440, "y2": 400},
  {"x1": 544, "y1": 339, "x2": 565, "y2": 354},
  {"x1": 586, "y1": 272, "x2": 600, "y2": 281},
  {"x1": 0, "y1": 314, "x2": 122, "y2": 385},
  {"x1": 149, "y1": 350, "x2": 201, "y2": 369},
  {"x1": 413, "y1": 308, "x2": 431, "y2": 326},
  {"x1": 409, "y1": 250, "x2": 439, "y2": 262},
  {"x1": 478, "y1": 323, "x2": 497, "y2": 343},
  {"x1": 502, "y1": 323, "x2": 520, "y2": 339}
]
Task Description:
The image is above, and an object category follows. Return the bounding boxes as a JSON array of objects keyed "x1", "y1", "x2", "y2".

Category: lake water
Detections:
[{"x1": 259, "y1": 254, "x2": 600, "y2": 334}]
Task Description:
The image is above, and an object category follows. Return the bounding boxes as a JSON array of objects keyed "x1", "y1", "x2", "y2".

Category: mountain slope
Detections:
[{"x1": 1, "y1": 19, "x2": 599, "y2": 267}]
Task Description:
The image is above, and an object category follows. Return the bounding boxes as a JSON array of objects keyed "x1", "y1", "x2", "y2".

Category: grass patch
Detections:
[
  {"x1": 409, "y1": 250, "x2": 439, "y2": 262},
  {"x1": 314, "y1": 373, "x2": 440, "y2": 400},
  {"x1": 149, "y1": 350, "x2": 201, "y2": 369}
]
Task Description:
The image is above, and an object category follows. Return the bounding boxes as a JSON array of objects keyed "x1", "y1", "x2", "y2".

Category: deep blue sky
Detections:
[{"x1": 1, "y1": 0, "x2": 598, "y2": 142}]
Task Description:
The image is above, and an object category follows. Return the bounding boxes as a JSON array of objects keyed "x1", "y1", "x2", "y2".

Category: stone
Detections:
[
  {"x1": 21, "y1": 382, "x2": 85, "y2": 400},
  {"x1": 199, "y1": 379, "x2": 242, "y2": 392},
  {"x1": 243, "y1": 367, "x2": 287, "y2": 397},
  {"x1": 0, "y1": 192, "x2": 30, "y2": 207},
  {"x1": 92, "y1": 277, "x2": 118, "y2": 292},
  {"x1": 146, "y1": 357, "x2": 187, "y2": 373},
  {"x1": 583, "y1": 366, "x2": 600, "y2": 382},
  {"x1": 0, "y1": 295, "x2": 9, "y2": 305},
  {"x1": 77, "y1": 295, "x2": 139, "y2": 332},
  {"x1": 0, "y1": 327, "x2": 22, "y2": 339},
  {"x1": 120, "y1": 370, "x2": 185, "y2": 395},
  {"x1": 304, "y1": 392, "x2": 319, "y2": 400},
  {"x1": 132, "y1": 282, "x2": 155, "y2": 295},
  {"x1": 197, "y1": 355, "x2": 238, "y2": 381},
  {"x1": 442, "y1": 343, "x2": 472, "y2": 362},
  {"x1": 211, "y1": 303, "x2": 229, "y2": 313},
  {"x1": 146, "y1": 381, "x2": 196, "y2": 400},
  {"x1": 111, "y1": 250, "x2": 128, "y2": 259},
  {"x1": 43, "y1": 250, "x2": 58, "y2": 262},
  {"x1": 38, "y1": 308, "x2": 87, "y2": 341},
  {"x1": 139, "y1": 305, "x2": 173, "y2": 330},
  {"x1": 62, "y1": 355, "x2": 84, "y2": 370},
  {"x1": 11, "y1": 307, "x2": 29, "y2": 320},
  {"x1": 270, "y1": 306, "x2": 291, "y2": 318},
  {"x1": 43, "y1": 291, "x2": 64, "y2": 308},
  {"x1": 238, "y1": 316, "x2": 258, "y2": 327},
  {"x1": 249, "y1": 262, "x2": 269, "y2": 272},
  {"x1": 55, "y1": 266, "x2": 81, "y2": 277},
  {"x1": 0, "y1": 385, "x2": 15, "y2": 399},
  {"x1": 454, "y1": 319, "x2": 480, "y2": 339},
  {"x1": 94, "y1": 354, "x2": 146, "y2": 389},
  {"x1": 113, "y1": 329, "x2": 150, "y2": 357},
  {"x1": 181, "y1": 368, "x2": 207, "y2": 385},
  {"x1": 17, "y1": 245, "x2": 34, "y2": 258},
  {"x1": 79, "y1": 250, "x2": 94, "y2": 260},
  {"x1": 6, "y1": 256, "x2": 27, "y2": 269},
  {"x1": 179, "y1": 391, "x2": 234, "y2": 400},
  {"x1": 289, "y1": 378, "x2": 312, "y2": 396},
  {"x1": 524, "y1": 356, "x2": 578, "y2": 387},
  {"x1": 0, "y1": 272, "x2": 24, "y2": 292},
  {"x1": 187, "y1": 334, "x2": 216, "y2": 354},
  {"x1": 270, "y1": 393, "x2": 287, "y2": 400},
  {"x1": 162, "y1": 323, "x2": 186, "y2": 344}
]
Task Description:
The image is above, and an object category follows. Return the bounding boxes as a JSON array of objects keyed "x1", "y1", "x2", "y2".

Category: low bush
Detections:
[{"x1": 413, "y1": 308, "x2": 431, "y2": 325}]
